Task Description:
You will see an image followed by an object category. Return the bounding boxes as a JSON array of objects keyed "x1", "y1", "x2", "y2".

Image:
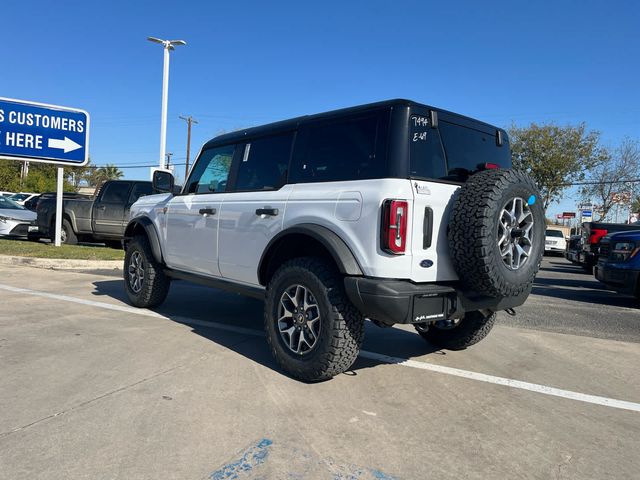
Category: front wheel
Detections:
[
  {"x1": 415, "y1": 311, "x2": 496, "y2": 350},
  {"x1": 264, "y1": 257, "x2": 365, "y2": 382},
  {"x1": 123, "y1": 235, "x2": 170, "y2": 308}
]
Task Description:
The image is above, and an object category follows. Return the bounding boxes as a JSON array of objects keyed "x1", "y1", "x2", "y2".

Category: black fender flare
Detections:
[
  {"x1": 258, "y1": 223, "x2": 363, "y2": 285},
  {"x1": 123, "y1": 217, "x2": 163, "y2": 264}
]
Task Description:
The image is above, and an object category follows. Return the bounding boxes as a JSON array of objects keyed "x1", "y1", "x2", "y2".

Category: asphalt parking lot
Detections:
[{"x1": 1, "y1": 257, "x2": 639, "y2": 479}]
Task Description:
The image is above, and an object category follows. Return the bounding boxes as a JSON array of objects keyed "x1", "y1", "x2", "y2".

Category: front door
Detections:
[{"x1": 163, "y1": 144, "x2": 236, "y2": 276}]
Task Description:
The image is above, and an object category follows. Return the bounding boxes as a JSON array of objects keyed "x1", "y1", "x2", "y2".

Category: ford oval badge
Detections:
[{"x1": 419, "y1": 259, "x2": 433, "y2": 268}]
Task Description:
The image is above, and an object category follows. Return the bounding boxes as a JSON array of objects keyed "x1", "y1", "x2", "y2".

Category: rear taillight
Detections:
[
  {"x1": 590, "y1": 228, "x2": 608, "y2": 245},
  {"x1": 382, "y1": 199, "x2": 408, "y2": 254}
]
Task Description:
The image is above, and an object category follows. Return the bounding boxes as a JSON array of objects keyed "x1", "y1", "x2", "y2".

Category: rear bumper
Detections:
[{"x1": 344, "y1": 277, "x2": 531, "y2": 325}]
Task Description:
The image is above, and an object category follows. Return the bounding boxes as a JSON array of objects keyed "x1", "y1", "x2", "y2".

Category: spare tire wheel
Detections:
[{"x1": 448, "y1": 169, "x2": 545, "y2": 298}]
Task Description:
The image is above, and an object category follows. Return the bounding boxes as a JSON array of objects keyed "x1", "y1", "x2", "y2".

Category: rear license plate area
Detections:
[{"x1": 412, "y1": 294, "x2": 447, "y2": 323}]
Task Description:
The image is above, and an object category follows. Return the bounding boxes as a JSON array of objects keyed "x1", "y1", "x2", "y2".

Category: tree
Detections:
[
  {"x1": 89, "y1": 164, "x2": 124, "y2": 187},
  {"x1": 0, "y1": 160, "x2": 75, "y2": 192},
  {"x1": 509, "y1": 123, "x2": 603, "y2": 210},
  {"x1": 580, "y1": 138, "x2": 640, "y2": 221}
]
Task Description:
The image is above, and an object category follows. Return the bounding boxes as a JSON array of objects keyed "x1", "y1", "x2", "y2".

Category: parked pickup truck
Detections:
[
  {"x1": 37, "y1": 180, "x2": 154, "y2": 246},
  {"x1": 595, "y1": 230, "x2": 640, "y2": 300},
  {"x1": 578, "y1": 221, "x2": 640, "y2": 273}
]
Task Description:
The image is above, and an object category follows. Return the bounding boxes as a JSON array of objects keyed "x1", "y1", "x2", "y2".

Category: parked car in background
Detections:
[
  {"x1": 23, "y1": 194, "x2": 42, "y2": 211},
  {"x1": 595, "y1": 230, "x2": 640, "y2": 301},
  {"x1": 37, "y1": 180, "x2": 155, "y2": 247},
  {"x1": 0, "y1": 195, "x2": 38, "y2": 238},
  {"x1": 8, "y1": 192, "x2": 38, "y2": 206},
  {"x1": 0, "y1": 191, "x2": 15, "y2": 197},
  {"x1": 579, "y1": 221, "x2": 640, "y2": 273},
  {"x1": 544, "y1": 228, "x2": 566, "y2": 255},
  {"x1": 565, "y1": 234, "x2": 583, "y2": 263}
]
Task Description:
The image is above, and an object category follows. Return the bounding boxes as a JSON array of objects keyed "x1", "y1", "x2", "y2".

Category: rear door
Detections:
[
  {"x1": 163, "y1": 144, "x2": 236, "y2": 276},
  {"x1": 92, "y1": 182, "x2": 132, "y2": 236},
  {"x1": 217, "y1": 132, "x2": 295, "y2": 285}
]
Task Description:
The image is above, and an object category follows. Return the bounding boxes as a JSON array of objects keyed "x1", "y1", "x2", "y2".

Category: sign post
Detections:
[{"x1": 0, "y1": 97, "x2": 90, "y2": 246}]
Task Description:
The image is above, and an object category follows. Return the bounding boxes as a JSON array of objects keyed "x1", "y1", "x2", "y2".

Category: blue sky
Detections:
[{"x1": 2, "y1": 0, "x2": 639, "y2": 217}]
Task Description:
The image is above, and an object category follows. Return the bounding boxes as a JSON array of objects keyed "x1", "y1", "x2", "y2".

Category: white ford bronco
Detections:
[{"x1": 123, "y1": 99, "x2": 544, "y2": 381}]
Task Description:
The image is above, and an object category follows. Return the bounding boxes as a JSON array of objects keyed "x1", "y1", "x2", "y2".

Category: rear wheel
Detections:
[
  {"x1": 264, "y1": 257, "x2": 364, "y2": 382},
  {"x1": 123, "y1": 235, "x2": 170, "y2": 308},
  {"x1": 415, "y1": 311, "x2": 496, "y2": 350},
  {"x1": 50, "y1": 219, "x2": 77, "y2": 245}
]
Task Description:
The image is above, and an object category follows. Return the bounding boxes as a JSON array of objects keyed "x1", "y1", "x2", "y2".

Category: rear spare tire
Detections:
[{"x1": 448, "y1": 169, "x2": 544, "y2": 298}]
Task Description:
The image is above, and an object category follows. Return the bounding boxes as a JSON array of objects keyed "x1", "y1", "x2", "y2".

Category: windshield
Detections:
[
  {"x1": 9, "y1": 193, "x2": 29, "y2": 201},
  {"x1": 0, "y1": 196, "x2": 26, "y2": 210},
  {"x1": 546, "y1": 229, "x2": 564, "y2": 238}
]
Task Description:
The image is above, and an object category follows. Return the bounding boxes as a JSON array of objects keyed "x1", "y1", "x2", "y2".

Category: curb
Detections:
[{"x1": 0, "y1": 255, "x2": 123, "y2": 271}]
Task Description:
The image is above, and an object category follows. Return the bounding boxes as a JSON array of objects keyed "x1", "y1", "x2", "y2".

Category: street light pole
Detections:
[{"x1": 147, "y1": 36, "x2": 187, "y2": 170}]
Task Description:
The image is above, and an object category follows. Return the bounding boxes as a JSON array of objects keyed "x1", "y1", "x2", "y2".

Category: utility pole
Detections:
[
  {"x1": 165, "y1": 152, "x2": 173, "y2": 171},
  {"x1": 179, "y1": 115, "x2": 198, "y2": 179}
]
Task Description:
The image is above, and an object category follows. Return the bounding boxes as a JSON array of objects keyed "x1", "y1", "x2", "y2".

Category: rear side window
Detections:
[
  {"x1": 101, "y1": 182, "x2": 131, "y2": 203},
  {"x1": 291, "y1": 115, "x2": 384, "y2": 183},
  {"x1": 438, "y1": 121, "x2": 510, "y2": 181},
  {"x1": 234, "y1": 132, "x2": 293, "y2": 191}
]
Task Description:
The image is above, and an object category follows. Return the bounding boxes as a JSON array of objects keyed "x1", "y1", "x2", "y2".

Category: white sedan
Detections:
[
  {"x1": 544, "y1": 228, "x2": 567, "y2": 254},
  {"x1": 0, "y1": 196, "x2": 38, "y2": 238}
]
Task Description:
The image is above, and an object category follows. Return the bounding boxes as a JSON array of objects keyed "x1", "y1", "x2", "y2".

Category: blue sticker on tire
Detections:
[{"x1": 527, "y1": 195, "x2": 536, "y2": 206}]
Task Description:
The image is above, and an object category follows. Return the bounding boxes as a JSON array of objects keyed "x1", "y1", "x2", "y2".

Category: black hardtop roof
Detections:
[{"x1": 204, "y1": 99, "x2": 504, "y2": 148}]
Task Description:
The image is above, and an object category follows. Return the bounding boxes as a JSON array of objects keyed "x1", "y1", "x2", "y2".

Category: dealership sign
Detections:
[{"x1": 0, "y1": 97, "x2": 89, "y2": 166}]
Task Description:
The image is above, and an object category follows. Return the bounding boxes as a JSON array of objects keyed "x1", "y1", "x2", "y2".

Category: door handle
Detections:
[
  {"x1": 198, "y1": 207, "x2": 216, "y2": 216},
  {"x1": 96, "y1": 205, "x2": 106, "y2": 211},
  {"x1": 255, "y1": 208, "x2": 279, "y2": 217}
]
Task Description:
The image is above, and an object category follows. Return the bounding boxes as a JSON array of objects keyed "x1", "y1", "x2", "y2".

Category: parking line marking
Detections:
[{"x1": 2, "y1": 282, "x2": 639, "y2": 413}]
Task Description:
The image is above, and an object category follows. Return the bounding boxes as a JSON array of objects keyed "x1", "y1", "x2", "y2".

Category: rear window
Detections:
[
  {"x1": 546, "y1": 230, "x2": 564, "y2": 238},
  {"x1": 439, "y1": 121, "x2": 510, "y2": 181},
  {"x1": 411, "y1": 119, "x2": 510, "y2": 183}
]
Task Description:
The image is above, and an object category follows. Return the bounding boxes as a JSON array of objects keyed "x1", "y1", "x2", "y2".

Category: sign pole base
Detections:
[{"x1": 54, "y1": 167, "x2": 63, "y2": 247}]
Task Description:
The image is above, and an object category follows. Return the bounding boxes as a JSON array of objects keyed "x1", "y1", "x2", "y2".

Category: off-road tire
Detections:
[
  {"x1": 264, "y1": 257, "x2": 365, "y2": 382},
  {"x1": 123, "y1": 235, "x2": 170, "y2": 308},
  {"x1": 448, "y1": 169, "x2": 545, "y2": 298},
  {"x1": 51, "y1": 219, "x2": 77, "y2": 245},
  {"x1": 416, "y1": 311, "x2": 496, "y2": 350}
]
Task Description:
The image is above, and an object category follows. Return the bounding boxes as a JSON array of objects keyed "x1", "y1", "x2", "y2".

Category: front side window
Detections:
[
  {"x1": 235, "y1": 132, "x2": 293, "y2": 191},
  {"x1": 128, "y1": 183, "x2": 153, "y2": 204},
  {"x1": 292, "y1": 115, "x2": 383, "y2": 183},
  {"x1": 186, "y1": 145, "x2": 235, "y2": 194},
  {"x1": 101, "y1": 182, "x2": 131, "y2": 203}
]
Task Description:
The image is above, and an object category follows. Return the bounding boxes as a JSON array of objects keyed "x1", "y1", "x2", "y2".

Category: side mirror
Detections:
[{"x1": 152, "y1": 170, "x2": 175, "y2": 194}]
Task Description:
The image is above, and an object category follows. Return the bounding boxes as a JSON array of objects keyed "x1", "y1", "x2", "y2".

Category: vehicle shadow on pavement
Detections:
[{"x1": 91, "y1": 279, "x2": 442, "y2": 381}]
